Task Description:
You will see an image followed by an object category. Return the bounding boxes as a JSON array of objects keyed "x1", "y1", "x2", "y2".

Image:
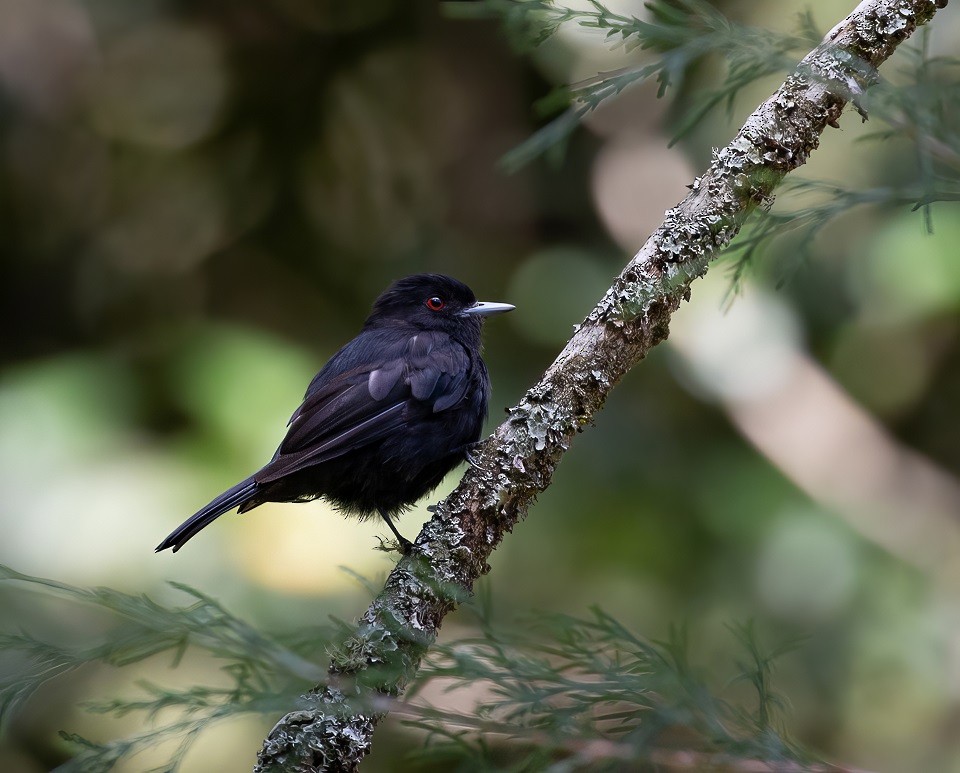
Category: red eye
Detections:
[{"x1": 425, "y1": 296, "x2": 445, "y2": 312}]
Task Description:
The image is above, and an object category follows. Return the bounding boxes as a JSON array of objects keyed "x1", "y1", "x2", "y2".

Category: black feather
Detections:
[
  {"x1": 155, "y1": 478, "x2": 258, "y2": 553},
  {"x1": 156, "y1": 274, "x2": 512, "y2": 553}
]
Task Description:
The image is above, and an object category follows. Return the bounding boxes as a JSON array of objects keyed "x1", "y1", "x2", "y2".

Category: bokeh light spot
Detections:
[
  {"x1": 828, "y1": 323, "x2": 932, "y2": 416},
  {"x1": 89, "y1": 22, "x2": 230, "y2": 150},
  {"x1": 171, "y1": 326, "x2": 319, "y2": 465},
  {"x1": 852, "y1": 205, "x2": 960, "y2": 322},
  {"x1": 669, "y1": 274, "x2": 803, "y2": 402},
  {"x1": 507, "y1": 247, "x2": 612, "y2": 347},
  {"x1": 0, "y1": 0, "x2": 95, "y2": 117},
  {"x1": 756, "y1": 511, "x2": 858, "y2": 623}
]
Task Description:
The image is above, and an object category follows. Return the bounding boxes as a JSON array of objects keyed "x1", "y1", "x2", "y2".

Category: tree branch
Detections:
[{"x1": 254, "y1": 1, "x2": 948, "y2": 770}]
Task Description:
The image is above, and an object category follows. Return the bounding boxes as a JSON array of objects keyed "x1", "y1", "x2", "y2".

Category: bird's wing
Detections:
[
  {"x1": 405, "y1": 330, "x2": 472, "y2": 412},
  {"x1": 257, "y1": 331, "x2": 470, "y2": 482}
]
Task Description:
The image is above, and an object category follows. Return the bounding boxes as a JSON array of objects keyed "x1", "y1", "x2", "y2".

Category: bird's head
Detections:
[{"x1": 366, "y1": 274, "x2": 514, "y2": 340}]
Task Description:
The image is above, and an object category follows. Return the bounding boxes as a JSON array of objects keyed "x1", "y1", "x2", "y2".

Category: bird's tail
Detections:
[{"x1": 156, "y1": 477, "x2": 259, "y2": 553}]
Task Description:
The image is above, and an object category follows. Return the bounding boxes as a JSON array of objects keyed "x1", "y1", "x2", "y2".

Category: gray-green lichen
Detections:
[
  {"x1": 254, "y1": 688, "x2": 376, "y2": 773},
  {"x1": 508, "y1": 393, "x2": 568, "y2": 453}
]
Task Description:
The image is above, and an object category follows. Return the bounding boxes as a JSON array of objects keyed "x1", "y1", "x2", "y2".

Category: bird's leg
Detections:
[{"x1": 378, "y1": 509, "x2": 413, "y2": 555}]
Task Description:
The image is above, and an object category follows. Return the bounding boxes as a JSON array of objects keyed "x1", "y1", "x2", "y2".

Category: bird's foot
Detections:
[
  {"x1": 374, "y1": 535, "x2": 414, "y2": 556},
  {"x1": 376, "y1": 508, "x2": 413, "y2": 555},
  {"x1": 463, "y1": 443, "x2": 483, "y2": 469}
]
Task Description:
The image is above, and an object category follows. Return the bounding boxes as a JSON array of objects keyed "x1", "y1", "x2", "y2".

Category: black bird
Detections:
[{"x1": 156, "y1": 274, "x2": 514, "y2": 554}]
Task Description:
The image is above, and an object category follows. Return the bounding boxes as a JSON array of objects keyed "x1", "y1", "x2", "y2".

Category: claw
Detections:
[
  {"x1": 377, "y1": 507, "x2": 413, "y2": 555},
  {"x1": 463, "y1": 446, "x2": 483, "y2": 469},
  {"x1": 374, "y1": 535, "x2": 413, "y2": 555}
]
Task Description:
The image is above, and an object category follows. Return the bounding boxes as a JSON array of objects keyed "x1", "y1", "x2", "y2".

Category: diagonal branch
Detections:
[{"x1": 254, "y1": 1, "x2": 948, "y2": 770}]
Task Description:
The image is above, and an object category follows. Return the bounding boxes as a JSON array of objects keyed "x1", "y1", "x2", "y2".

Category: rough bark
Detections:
[{"x1": 254, "y1": 1, "x2": 948, "y2": 770}]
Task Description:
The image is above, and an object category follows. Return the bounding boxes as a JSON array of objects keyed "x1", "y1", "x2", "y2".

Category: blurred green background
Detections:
[{"x1": 2, "y1": 0, "x2": 960, "y2": 770}]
